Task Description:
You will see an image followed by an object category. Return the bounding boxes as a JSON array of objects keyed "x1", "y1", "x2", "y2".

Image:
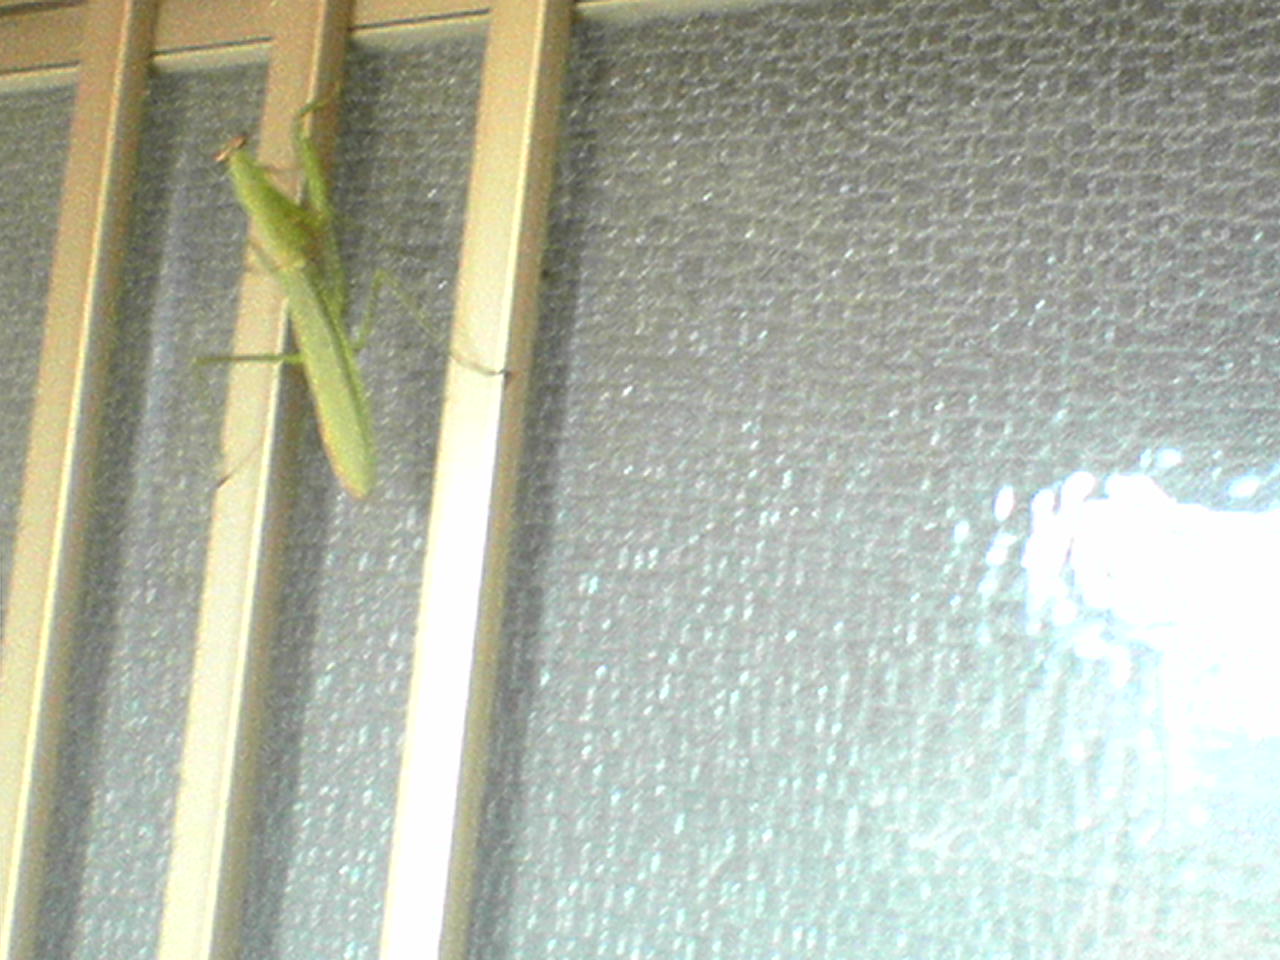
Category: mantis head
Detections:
[{"x1": 215, "y1": 134, "x2": 250, "y2": 164}]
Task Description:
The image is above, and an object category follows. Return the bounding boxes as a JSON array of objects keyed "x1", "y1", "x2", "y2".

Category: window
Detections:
[{"x1": 4, "y1": 2, "x2": 1279, "y2": 958}]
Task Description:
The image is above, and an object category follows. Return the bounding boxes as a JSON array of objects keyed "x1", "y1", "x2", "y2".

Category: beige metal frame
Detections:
[
  {"x1": 156, "y1": 6, "x2": 354, "y2": 959},
  {"x1": 379, "y1": 3, "x2": 570, "y2": 956},
  {"x1": 0, "y1": 0, "x2": 771, "y2": 72}
]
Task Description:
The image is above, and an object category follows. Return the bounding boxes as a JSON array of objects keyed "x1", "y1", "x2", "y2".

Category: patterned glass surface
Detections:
[
  {"x1": 0, "y1": 83, "x2": 73, "y2": 625},
  {"x1": 41, "y1": 65, "x2": 264, "y2": 960},
  {"x1": 477, "y1": 2, "x2": 1280, "y2": 957}
]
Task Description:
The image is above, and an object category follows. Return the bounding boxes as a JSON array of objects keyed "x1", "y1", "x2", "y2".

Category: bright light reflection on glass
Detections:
[{"x1": 991, "y1": 453, "x2": 1280, "y2": 799}]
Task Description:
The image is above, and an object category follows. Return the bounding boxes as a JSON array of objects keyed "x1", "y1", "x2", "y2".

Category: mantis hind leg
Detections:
[
  {"x1": 364, "y1": 267, "x2": 504, "y2": 377},
  {"x1": 191, "y1": 347, "x2": 303, "y2": 492}
]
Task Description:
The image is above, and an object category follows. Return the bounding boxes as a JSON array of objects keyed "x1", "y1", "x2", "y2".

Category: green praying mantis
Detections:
[
  {"x1": 210, "y1": 104, "x2": 377, "y2": 499},
  {"x1": 210, "y1": 103, "x2": 499, "y2": 499}
]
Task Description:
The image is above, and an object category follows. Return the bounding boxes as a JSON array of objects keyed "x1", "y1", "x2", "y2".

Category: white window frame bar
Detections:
[
  {"x1": 379, "y1": 2, "x2": 570, "y2": 957},
  {"x1": 155, "y1": 2, "x2": 354, "y2": 957},
  {"x1": 0, "y1": 4, "x2": 160, "y2": 960}
]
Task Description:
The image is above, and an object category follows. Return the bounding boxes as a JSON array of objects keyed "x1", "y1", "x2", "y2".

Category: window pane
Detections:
[
  {"x1": 481, "y1": 2, "x2": 1280, "y2": 957},
  {"x1": 0, "y1": 83, "x2": 73, "y2": 623},
  {"x1": 41, "y1": 64, "x2": 265, "y2": 959}
]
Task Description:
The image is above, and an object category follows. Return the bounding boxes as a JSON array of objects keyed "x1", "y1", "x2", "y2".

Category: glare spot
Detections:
[
  {"x1": 992, "y1": 485, "x2": 1016, "y2": 522},
  {"x1": 1227, "y1": 475, "x2": 1261, "y2": 499},
  {"x1": 1011, "y1": 465, "x2": 1280, "y2": 786},
  {"x1": 985, "y1": 531, "x2": 1017, "y2": 566},
  {"x1": 976, "y1": 457, "x2": 1280, "y2": 804}
]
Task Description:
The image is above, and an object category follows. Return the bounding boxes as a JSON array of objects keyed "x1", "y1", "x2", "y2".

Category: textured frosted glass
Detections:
[
  {"x1": 238, "y1": 35, "x2": 485, "y2": 960},
  {"x1": 0, "y1": 84, "x2": 73, "y2": 625},
  {"x1": 478, "y1": 2, "x2": 1280, "y2": 958},
  {"x1": 39, "y1": 66, "x2": 265, "y2": 960}
]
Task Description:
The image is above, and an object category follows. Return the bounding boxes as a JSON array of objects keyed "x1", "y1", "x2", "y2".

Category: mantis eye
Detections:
[{"x1": 215, "y1": 134, "x2": 249, "y2": 163}]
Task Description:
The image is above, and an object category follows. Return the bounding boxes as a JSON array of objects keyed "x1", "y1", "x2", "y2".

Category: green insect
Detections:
[{"x1": 209, "y1": 104, "x2": 376, "y2": 499}]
